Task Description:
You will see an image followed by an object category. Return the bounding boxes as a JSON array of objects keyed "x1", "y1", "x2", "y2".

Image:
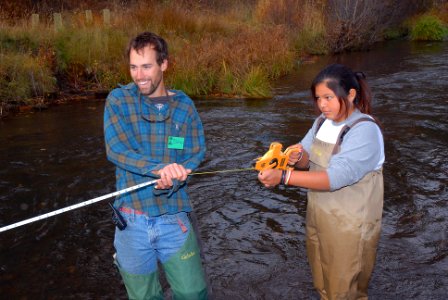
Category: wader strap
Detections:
[
  {"x1": 314, "y1": 116, "x2": 377, "y2": 155},
  {"x1": 332, "y1": 117, "x2": 377, "y2": 155}
]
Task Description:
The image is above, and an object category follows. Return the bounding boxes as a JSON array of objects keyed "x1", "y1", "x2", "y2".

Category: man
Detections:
[{"x1": 104, "y1": 31, "x2": 208, "y2": 299}]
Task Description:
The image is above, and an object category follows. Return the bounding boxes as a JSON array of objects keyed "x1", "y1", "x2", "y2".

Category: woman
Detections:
[{"x1": 258, "y1": 64, "x2": 384, "y2": 299}]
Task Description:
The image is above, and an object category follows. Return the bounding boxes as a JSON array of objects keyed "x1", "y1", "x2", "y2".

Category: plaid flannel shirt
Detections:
[{"x1": 104, "y1": 83, "x2": 206, "y2": 216}]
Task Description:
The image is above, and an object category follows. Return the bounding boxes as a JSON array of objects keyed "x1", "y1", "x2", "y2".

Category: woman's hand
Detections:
[
  {"x1": 286, "y1": 144, "x2": 304, "y2": 166},
  {"x1": 258, "y1": 169, "x2": 282, "y2": 188}
]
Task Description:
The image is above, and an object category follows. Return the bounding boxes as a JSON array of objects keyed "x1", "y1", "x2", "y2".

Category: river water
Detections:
[{"x1": 0, "y1": 40, "x2": 447, "y2": 299}]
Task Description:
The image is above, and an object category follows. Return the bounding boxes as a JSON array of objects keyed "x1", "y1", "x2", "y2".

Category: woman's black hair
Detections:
[{"x1": 311, "y1": 64, "x2": 373, "y2": 119}]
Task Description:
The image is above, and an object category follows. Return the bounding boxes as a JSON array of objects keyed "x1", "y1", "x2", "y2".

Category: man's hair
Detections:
[{"x1": 126, "y1": 32, "x2": 168, "y2": 65}]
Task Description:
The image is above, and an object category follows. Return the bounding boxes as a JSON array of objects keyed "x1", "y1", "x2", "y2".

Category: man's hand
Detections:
[{"x1": 154, "y1": 163, "x2": 191, "y2": 189}]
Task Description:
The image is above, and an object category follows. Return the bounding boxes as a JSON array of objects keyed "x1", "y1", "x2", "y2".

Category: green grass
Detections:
[
  {"x1": 241, "y1": 66, "x2": 271, "y2": 98},
  {"x1": 0, "y1": 52, "x2": 56, "y2": 103}
]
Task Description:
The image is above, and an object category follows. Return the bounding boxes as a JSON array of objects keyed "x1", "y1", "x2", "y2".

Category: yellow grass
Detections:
[{"x1": 0, "y1": 0, "x2": 440, "y2": 105}]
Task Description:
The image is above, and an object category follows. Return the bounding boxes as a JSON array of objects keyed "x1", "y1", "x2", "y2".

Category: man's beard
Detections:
[{"x1": 139, "y1": 76, "x2": 162, "y2": 96}]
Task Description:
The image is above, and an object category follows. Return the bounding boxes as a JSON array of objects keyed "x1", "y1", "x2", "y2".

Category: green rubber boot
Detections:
[
  {"x1": 163, "y1": 229, "x2": 208, "y2": 300},
  {"x1": 116, "y1": 264, "x2": 164, "y2": 300}
]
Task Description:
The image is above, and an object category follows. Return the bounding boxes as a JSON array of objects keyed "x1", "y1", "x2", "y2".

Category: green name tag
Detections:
[{"x1": 168, "y1": 136, "x2": 185, "y2": 150}]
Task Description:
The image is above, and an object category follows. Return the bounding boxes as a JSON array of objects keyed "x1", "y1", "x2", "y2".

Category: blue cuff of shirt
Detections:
[{"x1": 152, "y1": 179, "x2": 185, "y2": 198}]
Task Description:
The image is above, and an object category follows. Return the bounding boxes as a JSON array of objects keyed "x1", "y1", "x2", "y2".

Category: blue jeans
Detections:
[{"x1": 114, "y1": 210, "x2": 191, "y2": 275}]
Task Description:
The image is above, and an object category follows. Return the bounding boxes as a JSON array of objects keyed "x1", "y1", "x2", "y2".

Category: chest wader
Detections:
[
  {"x1": 116, "y1": 228, "x2": 208, "y2": 300},
  {"x1": 306, "y1": 120, "x2": 383, "y2": 300}
]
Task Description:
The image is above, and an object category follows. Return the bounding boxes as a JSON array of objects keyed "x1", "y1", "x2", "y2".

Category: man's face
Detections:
[{"x1": 129, "y1": 45, "x2": 167, "y2": 96}]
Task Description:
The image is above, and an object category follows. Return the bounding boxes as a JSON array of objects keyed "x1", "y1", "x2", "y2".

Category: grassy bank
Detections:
[{"x1": 0, "y1": 0, "x2": 447, "y2": 112}]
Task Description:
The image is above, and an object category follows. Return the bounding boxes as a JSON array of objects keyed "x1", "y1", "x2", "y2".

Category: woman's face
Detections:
[{"x1": 315, "y1": 82, "x2": 343, "y2": 122}]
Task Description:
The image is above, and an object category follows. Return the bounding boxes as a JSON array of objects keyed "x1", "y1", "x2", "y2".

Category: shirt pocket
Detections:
[{"x1": 166, "y1": 122, "x2": 186, "y2": 159}]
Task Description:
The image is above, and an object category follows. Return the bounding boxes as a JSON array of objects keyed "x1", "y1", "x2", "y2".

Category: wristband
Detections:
[
  {"x1": 281, "y1": 170, "x2": 286, "y2": 185},
  {"x1": 285, "y1": 170, "x2": 292, "y2": 185}
]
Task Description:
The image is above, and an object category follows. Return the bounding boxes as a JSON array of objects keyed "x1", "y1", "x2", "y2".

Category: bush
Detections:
[
  {"x1": 2, "y1": 0, "x2": 445, "y2": 105},
  {"x1": 241, "y1": 66, "x2": 271, "y2": 98},
  {"x1": 53, "y1": 28, "x2": 129, "y2": 89},
  {"x1": 255, "y1": 0, "x2": 302, "y2": 27},
  {"x1": 0, "y1": 53, "x2": 56, "y2": 103},
  {"x1": 166, "y1": 26, "x2": 294, "y2": 98},
  {"x1": 383, "y1": 27, "x2": 408, "y2": 40},
  {"x1": 410, "y1": 15, "x2": 448, "y2": 41},
  {"x1": 0, "y1": 30, "x2": 39, "y2": 54}
]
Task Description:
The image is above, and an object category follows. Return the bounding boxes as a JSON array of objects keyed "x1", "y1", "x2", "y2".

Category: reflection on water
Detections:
[{"x1": 0, "y1": 41, "x2": 447, "y2": 299}]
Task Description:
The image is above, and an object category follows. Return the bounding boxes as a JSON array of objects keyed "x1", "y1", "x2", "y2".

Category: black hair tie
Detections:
[{"x1": 355, "y1": 71, "x2": 366, "y2": 79}]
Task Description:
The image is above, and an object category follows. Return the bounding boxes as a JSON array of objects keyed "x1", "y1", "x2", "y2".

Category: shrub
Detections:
[
  {"x1": 0, "y1": 53, "x2": 56, "y2": 103},
  {"x1": 255, "y1": 0, "x2": 302, "y2": 27},
  {"x1": 241, "y1": 66, "x2": 271, "y2": 98},
  {"x1": 410, "y1": 15, "x2": 448, "y2": 41},
  {"x1": 166, "y1": 26, "x2": 293, "y2": 98},
  {"x1": 293, "y1": 1, "x2": 328, "y2": 55},
  {"x1": 0, "y1": 32, "x2": 38, "y2": 54},
  {"x1": 53, "y1": 28, "x2": 129, "y2": 89},
  {"x1": 383, "y1": 27, "x2": 408, "y2": 40}
]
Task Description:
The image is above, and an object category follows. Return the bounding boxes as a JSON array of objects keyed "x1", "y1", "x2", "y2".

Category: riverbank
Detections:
[
  {"x1": 0, "y1": 0, "x2": 447, "y2": 116},
  {"x1": 1, "y1": 39, "x2": 447, "y2": 298}
]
